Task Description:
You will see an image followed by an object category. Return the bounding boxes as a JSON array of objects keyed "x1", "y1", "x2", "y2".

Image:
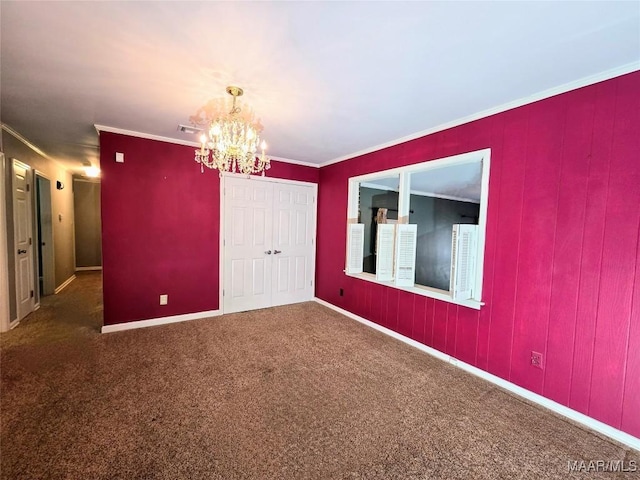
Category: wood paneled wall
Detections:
[{"x1": 315, "y1": 71, "x2": 640, "y2": 437}]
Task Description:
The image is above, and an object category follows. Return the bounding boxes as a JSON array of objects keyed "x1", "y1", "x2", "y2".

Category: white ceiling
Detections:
[{"x1": 1, "y1": 1, "x2": 639, "y2": 174}]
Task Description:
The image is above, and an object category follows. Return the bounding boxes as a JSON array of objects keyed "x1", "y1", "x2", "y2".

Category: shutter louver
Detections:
[
  {"x1": 347, "y1": 224, "x2": 365, "y2": 274},
  {"x1": 450, "y1": 224, "x2": 478, "y2": 300}
]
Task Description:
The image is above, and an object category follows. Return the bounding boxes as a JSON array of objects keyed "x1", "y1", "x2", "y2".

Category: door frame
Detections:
[
  {"x1": 12, "y1": 158, "x2": 36, "y2": 323},
  {"x1": 35, "y1": 171, "x2": 56, "y2": 297},
  {"x1": 0, "y1": 152, "x2": 11, "y2": 332},
  {"x1": 219, "y1": 172, "x2": 318, "y2": 315}
]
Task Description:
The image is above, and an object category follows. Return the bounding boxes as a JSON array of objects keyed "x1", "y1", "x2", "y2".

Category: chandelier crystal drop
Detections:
[{"x1": 190, "y1": 86, "x2": 270, "y2": 176}]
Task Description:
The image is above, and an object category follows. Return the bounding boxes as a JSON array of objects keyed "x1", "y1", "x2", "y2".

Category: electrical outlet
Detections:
[
  {"x1": 531, "y1": 351, "x2": 543, "y2": 369},
  {"x1": 160, "y1": 294, "x2": 168, "y2": 305}
]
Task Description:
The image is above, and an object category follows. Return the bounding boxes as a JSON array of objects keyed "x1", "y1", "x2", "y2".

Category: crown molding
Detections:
[
  {"x1": 268, "y1": 155, "x2": 319, "y2": 168},
  {"x1": 1, "y1": 123, "x2": 72, "y2": 173},
  {"x1": 2, "y1": 123, "x2": 54, "y2": 161},
  {"x1": 94, "y1": 124, "x2": 317, "y2": 168},
  {"x1": 95, "y1": 124, "x2": 199, "y2": 148},
  {"x1": 320, "y1": 62, "x2": 640, "y2": 167}
]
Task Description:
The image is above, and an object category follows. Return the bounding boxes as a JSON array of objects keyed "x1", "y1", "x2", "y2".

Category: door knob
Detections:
[
  {"x1": 274, "y1": 250, "x2": 282, "y2": 254},
  {"x1": 17, "y1": 249, "x2": 27, "y2": 254},
  {"x1": 264, "y1": 250, "x2": 272, "y2": 255}
]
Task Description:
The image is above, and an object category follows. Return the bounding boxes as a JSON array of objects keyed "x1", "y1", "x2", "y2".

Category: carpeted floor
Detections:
[{"x1": 1, "y1": 272, "x2": 638, "y2": 479}]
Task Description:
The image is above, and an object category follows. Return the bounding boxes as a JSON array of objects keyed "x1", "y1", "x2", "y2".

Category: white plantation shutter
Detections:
[
  {"x1": 347, "y1": 223, "x2": 365, "y2": 274},
  {"x1": 394, "y1": 224, "x2": 417, "y2": 287},
  {"x1": 376, "y1": 224, "x2": 395, "y2": 281},
  {"x1": 450, "y1": 224, "x2": 478, "y2": 300}
]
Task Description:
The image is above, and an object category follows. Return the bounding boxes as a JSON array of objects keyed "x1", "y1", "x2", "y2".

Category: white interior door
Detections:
[
  {"x1": 224, "y1": 177, "x2": 274, "y2": 313},
  {"x1": 223, "y1": 175, "x2": 316, "y2": 314},
  {"x1": 271, "y1": 183, "x2": 316, "y2": 307},
  {"x1": 13, "y1": 160, "x2": 35, "y2": 321}
]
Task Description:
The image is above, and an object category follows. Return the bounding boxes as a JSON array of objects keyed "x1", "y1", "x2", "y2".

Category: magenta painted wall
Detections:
[
  {"x1": 100, "y1": 132, "x2": 318, "y2": 326},
  {"x1": 315, "y1": 71, "x2": 640, "y2": 437}
]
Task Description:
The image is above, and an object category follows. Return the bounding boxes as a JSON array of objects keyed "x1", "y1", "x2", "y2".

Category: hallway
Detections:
[{"x1": 0, "y1": 271, "x2": 102, "y2": 349}]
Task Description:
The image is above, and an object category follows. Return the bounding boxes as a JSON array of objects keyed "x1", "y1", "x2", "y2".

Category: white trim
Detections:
[
  {"x1": 54, "y1": 274, "x2": 76, "y2": 294},
  {"x1": 2, "y1": 124, "x2": 55, "y2": 162},
  {"x1": 1, "y1": 124, "x2": 70, "y2": 173},
  {"x1": 220, "y1": 171, "x2": 318, "y2": 188},
  {"x1": 320, "y1": 62, "x2": 640, "y2": 167},
  {"x1": 219, "y1": 180, "x2": 225, "y2": 314},
  {"x1": 94, "y1": 124, "x2": 315, "y2": 168},
  {"x1": 268, "y1": 155, "x2": 319, "y2": 169},
  {"x1": 95, "y1": 124, "x2": 200, "y2": 148},
  {"x1": 0, "y1": 152, "x2": 11, "y2": 332},
  {"x1": 349, "y1": 149, "x2": 489, "y2": 182},
  {"x1": 314, "y1": 297, "x2": 640, "y2": 452},
  {"x1": 75, "y1": 266, "x2": 102, "y2": 271},
  {"x1": 101, "y1": 309, "x2": 221, "y2": 333}
]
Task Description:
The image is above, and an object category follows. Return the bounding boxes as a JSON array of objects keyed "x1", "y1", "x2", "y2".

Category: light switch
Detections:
[{"x1": 115, "y1": 152, "x2": 124, "y2": 163}]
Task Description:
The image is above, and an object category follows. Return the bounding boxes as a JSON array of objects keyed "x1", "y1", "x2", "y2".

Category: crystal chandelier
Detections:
[{"x1": 190, "y1": 86, "x2": 270, "y2": 175}]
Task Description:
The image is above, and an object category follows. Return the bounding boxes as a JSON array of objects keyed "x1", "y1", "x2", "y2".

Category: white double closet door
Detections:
[{"x1": 223, "y1": 175, "x2": 317, "y2": 314}]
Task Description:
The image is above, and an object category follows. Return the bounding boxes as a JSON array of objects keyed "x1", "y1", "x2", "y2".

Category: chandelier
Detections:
[{"x1": 190, "y1": 86, "x2": 270, "y2": 175}]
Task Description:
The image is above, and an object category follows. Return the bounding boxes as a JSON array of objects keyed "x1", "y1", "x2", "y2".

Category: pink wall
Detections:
[
  {"x1": 100, "y1": 132, "x2": 318, "y2": 326},
  {"x1": 315, "y1": 71, "x2": 640, "y2": 437}
]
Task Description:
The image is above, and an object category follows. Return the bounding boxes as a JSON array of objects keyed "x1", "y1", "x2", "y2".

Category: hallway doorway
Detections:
[{"x1": 35, "y1": 173, "x2": 55, "y2": 297}]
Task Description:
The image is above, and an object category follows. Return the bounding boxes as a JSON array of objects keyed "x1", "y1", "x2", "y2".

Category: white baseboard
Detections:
[
  {"x1": 54, "y1": 275, "x2": 76, "y2": 294},
  {"x1": 75, "y1": 266, "x2": 102, "y2": 271},
  {"x1": 101, "y1": 309, "x2": 222, "y2": 333},
  {"x1": 314, "y1": 297, "x2": 640, "y2": 452}
]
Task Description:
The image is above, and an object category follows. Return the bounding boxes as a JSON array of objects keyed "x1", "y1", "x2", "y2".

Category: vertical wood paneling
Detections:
[
  {"x1": 621, "y1": 232, "x2": 640, "y2": 437},
  {"x1": 568, "y1": 81, "x2": 616, "y2": 415},
  {"x1": 423, "y1": 297, "x2": 436, "y2": 347},
  {"x1": 432, "y1": 302, "x2": 448, "y2": 353},
  {"x1": 412, "y1": 295, "x2": 427, "y2": 343},
  {"x1": 486, "y1": 108, "x2": 528, "y2": 380},
  {"x1": 456, "y1": 307, "x2": 479, "y2": 365},
  {"x1": 315, "y1": 71, "x2": 640, "y2": 438},
  {"x1": 445, "y1": 304, "x2": 458, "y2": 356},
  {"x1": 397, "y1": 290, "x2": 415, "y2": 338},
  {"x1": 385, "y1": 288, "x2": 399, "y2": 331},
  {"x1": 510, "y1": 96, "x2": 565, "y2": 393},
  {"x1": 543, "y1": 85, "x2": 596, "y2": 405},
  {"x1": 589, "y1": 74, "x2": 640, "y2": 428},
  {"x1": 360, "y1": 281, "x2": 372, "y2": 320},
  {"x1": 369, "y1": 283, "x2": 385, "y2": 326},
  {"x1": 477, "y1": 116, "x2": 505, "y2": 371}
]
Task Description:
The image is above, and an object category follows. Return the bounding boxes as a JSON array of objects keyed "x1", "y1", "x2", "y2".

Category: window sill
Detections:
[{"x1": 345, "y1": 272, "x2": 484, "y2": 310}]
